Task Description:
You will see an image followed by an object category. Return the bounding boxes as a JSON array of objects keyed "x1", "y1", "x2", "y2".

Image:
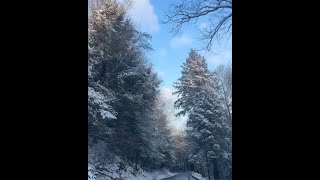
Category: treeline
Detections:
[
  {"x1": 88, "y1": 0, "x2": 175, "y2": 171},
  {"x1": 88, "y1": 1, "x2": 232, "y2": 180}
]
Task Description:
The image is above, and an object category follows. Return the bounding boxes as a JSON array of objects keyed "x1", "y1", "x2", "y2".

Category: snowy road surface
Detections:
[{"x1": 161, "y1": 171, "x2": 198, "y2": 180}]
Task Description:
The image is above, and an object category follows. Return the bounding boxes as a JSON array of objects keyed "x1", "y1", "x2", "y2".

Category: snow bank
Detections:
[
  {"x1": 88, "y1": 152, "x2": 175, "y2": 180},
  {"x1": 88, "y1": 164, "x2": 97, "y2": 180},
  {"x1": 129, "y1": 169, "x2": 176, "y2": 180},
  {"x1": 191, "y1": 172, "x2": 206, "y2": 180}
]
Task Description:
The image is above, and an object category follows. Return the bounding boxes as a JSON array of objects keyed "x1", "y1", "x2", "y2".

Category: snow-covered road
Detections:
[{"x1": 161, "y1": 171, "x2": 199, "y2": 180}]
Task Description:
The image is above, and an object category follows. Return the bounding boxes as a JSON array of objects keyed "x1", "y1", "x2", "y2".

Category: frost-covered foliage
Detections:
[
  {"x1": 88, "y1": 0, "x2": 176, "y2": 178},
  {"x1": 88, "y1": 140, "x2": 175, "y2": 180},
  {"x1": 171, "y1": 130, "x2": 189, "y2": 172},
  {"x1": 88, "y1": 1, "x2": 231, "y2": 179},
  {"x1": 139, "y1": 95, "x2": 176, "y2": 169},
  {"x1": 173, "y1": 49, "x2": 231, "y2": 180},
  {"x1": 88, "y1": 83, "x2": 116, "y2": 146},
  {"x1": 214, "y1": 64, "x2": 232, "y2": 125},
  {"x1": 88, "y1": 86, "x2": 116, "y2": 121},
  {"x1": 88, "y1": 164, "x2": 97, "y2": 180},
  {"x1": 212, "y1": 64, "x2": 232, "y2": 180},
  {"x1": 88, "y1": 161, "x2": 175, "y2": 180}
]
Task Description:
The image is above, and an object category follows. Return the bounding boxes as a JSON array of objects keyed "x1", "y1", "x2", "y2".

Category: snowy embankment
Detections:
[
  {"x1": 191, "y1": 172, "x2": 206, "y2": 180},
  {"x1": 88, "y1": 153, "x2": 176, "y2": 180}
]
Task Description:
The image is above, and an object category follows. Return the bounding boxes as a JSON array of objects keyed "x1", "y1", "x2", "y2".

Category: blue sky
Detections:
[
  {"x1": 126, "y1": 0, "x2": 231, "y2": 88},
  {"x1": 120, "y1": 0, "x2": 232, "y2": 129}
]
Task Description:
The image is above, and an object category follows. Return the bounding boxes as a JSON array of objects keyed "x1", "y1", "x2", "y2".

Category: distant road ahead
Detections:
[{"x1": 161, "y1": 171, "x2": 198, "y2": 180}]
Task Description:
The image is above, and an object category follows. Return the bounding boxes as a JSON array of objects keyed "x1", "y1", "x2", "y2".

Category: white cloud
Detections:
[
  {"x1": 170, "y1": 34, "x2": 194, "y2": 48},
  {"x1": 159, "y1": 87, "x2": 187, "y2": 130},
  {"x1": 126, "y1": 0, "x2": 160, "y2": 33},
  {"x1": 205, "y1": 49, "x2": 232, "y2": 66}
]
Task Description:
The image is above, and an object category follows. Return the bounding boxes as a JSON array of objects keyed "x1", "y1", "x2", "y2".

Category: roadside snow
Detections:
[
  {"x1": 88, "y1": 152, "x2": 175, "y2": 180},
  {"x1": 129, "y1": 169, "x2": 176, "y2": 180},
  {"x1": 192, "y1": 172, "x2": 206, "y2": 180},
  {"x1": 88, "y1": 164, "x2": 97, "y2": 180}
]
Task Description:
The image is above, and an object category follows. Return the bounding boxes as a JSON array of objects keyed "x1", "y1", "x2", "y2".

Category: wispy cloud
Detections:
[
  {"x1": 126, "y1": 0, "x2": 160, "y2": 33},
  {"x1": 205, "y1": 49, "x2": 232, "y2": 66},
  {"x1": 170, "y1": 34, "x2": 194, "y2": 48}
]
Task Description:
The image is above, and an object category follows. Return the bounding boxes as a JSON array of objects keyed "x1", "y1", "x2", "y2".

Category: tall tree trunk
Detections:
[
  {"x1": 205, "y1": 153, "x2": 212, "y2": 180},
  {"x1": 213, "y1": 158, "x2": 220, "y2": 180}
]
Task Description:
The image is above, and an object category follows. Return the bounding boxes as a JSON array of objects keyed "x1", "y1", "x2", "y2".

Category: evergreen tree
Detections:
[
  {"x1": 88, "y1": 0, "x2": 123, "y2": 145},
  {"x1": 174, "y1": 49, "x2": 230, "y2": 180},
  {"x1": 88, "y1": 1, "x2": 173, "y2": 171},
  {"x1": 88, "y1": 1, "x2": 220, "y2": 177}
]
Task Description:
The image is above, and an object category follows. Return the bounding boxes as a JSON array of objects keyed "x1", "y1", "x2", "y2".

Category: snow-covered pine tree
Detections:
[
  {"x1": 88, "y1": 0, "x2": 182, "y2": 175},
  {"x1": 88, "y1": 0, "x2": 121, "y2": 146},
  {"x1": 173, "y1": 49, "x2": 230, "y2": 180},
  {"x1": 89, "y1": 0, "x2": 166, "y2": 168}
]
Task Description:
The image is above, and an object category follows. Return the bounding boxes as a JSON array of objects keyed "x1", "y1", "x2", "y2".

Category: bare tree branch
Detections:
[{"x1": 162, "y1": 0, "x2": 232, "y2": 51}]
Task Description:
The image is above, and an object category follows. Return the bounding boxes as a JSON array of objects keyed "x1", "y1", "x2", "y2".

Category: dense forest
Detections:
[{"x1": 88, "y1": 0, "x2": 232, "y2": 179}]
